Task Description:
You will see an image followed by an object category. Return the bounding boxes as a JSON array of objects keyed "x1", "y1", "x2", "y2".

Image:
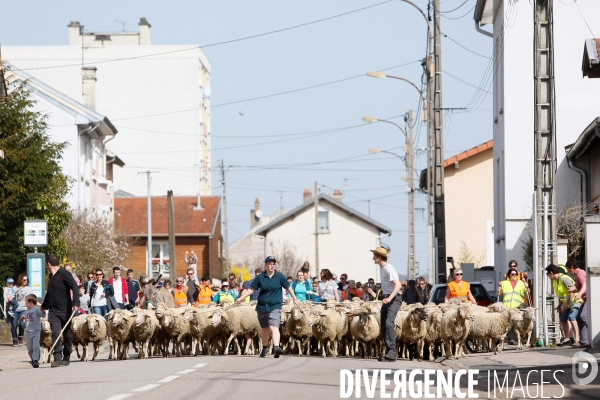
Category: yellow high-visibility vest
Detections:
[{"x1": 500, "y1": 280, "x2": 526, "y2": 308}]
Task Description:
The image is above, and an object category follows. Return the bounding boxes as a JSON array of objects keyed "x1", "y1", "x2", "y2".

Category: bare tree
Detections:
[
  {"x1": 249, "y1": 239, "x2": 304, "y2": 278},
  {"x1": 61, "y1": 209, "x2": 130, "y2": 274},
  {"x1": 557, "y1": 200, "x2": 597, "y2": 260}
]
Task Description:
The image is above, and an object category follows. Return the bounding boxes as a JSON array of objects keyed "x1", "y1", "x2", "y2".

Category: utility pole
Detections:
[
  {"x1": 167, "y1": 190, "x2": 176, "y2": 279},
  {"x1": 424, "y1": 6, "x2": 435, "y2": 284},
  {"x1": 534, "y1": 0, "x2": 557, "y2": 344},
  {"x1": 433, "y1": 0, "x2": 447, "y2": 283},
  {"x1": 140, "y1": 171, "x2": 158, "y2": 278},
  {"x1": 220, "y1": 160, "x2": 229, "y2": 259},
  {"x1": 407, "y1": 110, "x2": 416, "y2": 280},
  {"x1": 314, "y1": 181, "x2": 319, "y2": 278}
]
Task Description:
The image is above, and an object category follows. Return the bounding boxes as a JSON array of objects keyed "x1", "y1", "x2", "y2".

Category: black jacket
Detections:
[{"x1": 41, "y1": 267, "x2": 80, "y2": 312}]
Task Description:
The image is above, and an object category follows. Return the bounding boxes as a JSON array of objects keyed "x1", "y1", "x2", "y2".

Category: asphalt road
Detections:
[{"x1": 1, "y1": 345, "x2": 598, "y2": 400}]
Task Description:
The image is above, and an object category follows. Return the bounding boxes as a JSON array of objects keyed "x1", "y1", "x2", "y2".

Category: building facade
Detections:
[
  {"x1": 254, "y1": 191, "x2": 391, "y2": 283},
  {"x1": 444, "y1": 140, "x2": 494, "y2": 268},
  {"x1": 7, "y1": 67, "x2": 120, "y2": 216},
  {"x1": 114, "y1": 196, "x2": 222, "y2": 280},
  {"x1": 473, "y1": 0, "x2": 600, "y2": 269},
  {"x1": 3, "y1": 18, "x2": 212, "y2": 198}
]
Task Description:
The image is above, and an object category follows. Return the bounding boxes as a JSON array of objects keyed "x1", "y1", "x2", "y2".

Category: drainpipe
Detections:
[
  {"x1": 78, "y1": 123, "x2": 100, "y2": 210},
  {"x1": 475, "y1": 21, "x2": 493, "y2": 38},
  {"x1": 566, "y1": 157, "x2": 587, "y2": 205}
]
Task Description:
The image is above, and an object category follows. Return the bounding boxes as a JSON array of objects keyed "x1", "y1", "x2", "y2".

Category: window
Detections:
[
  {"x1": 318, "y1": 206, "x2": 329, "y2": 233},
  {"x1": 149, "y1": 242, "x2": 170, "y2": 279}
]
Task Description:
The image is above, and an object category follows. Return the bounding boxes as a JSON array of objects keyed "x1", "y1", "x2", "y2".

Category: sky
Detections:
[{"x1": 1, "y1": 0, "x2": 493, "y2": 280}]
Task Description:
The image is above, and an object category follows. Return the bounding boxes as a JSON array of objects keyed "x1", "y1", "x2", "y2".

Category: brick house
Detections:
[{"x1": 114, "y1": 196, "x2": 222, "y2": 280}]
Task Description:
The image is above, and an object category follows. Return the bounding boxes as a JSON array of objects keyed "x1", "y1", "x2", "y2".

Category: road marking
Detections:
[
  {"x1": 132, "y1": 384, "x2": 161, "y2": 392},
  {"x1": 193, "y1": 363, "x2": 207, "y2": 368},
  {"x1": 106, "y1": 395, "x2": 133, "y2": 400},
  {"x1": 157, "y1": 375, "x2": 181, "y2": 383},
  {"x1": 177, "y1": 369, "x2": 196, "y2": 374}
]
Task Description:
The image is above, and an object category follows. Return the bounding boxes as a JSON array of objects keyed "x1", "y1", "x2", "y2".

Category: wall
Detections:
[
  {"x1": 444, "y1": 149, "x2": 494, "y2": 267},
  {"x1": 489, "y1": 0, "x2": 600, "y2": 269},
  {"x1": 265, "y1": 201, "x2": 384, "y2": 283},
  {"x1": 3, "y1": 45, "x2": 212, "y2": 198}
]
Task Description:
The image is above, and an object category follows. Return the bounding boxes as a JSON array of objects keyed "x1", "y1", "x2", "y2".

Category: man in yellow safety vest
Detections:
[{"x1": 546, "y1": 264, "x2": 583, "y2": 347}]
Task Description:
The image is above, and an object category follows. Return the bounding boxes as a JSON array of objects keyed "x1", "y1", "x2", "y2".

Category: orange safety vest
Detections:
[
  {"x1": 448, "y1": 281, "x2": 470, "y2": 300},
  {"x1": 173, "y1": 287, "x2": 187, "y2": 307},
  {"x1": 196, "y1": 285, "x2": 213, "y2": 305},
  {"x1": 342, "y1": 288, "x2": 363, "y2": 301}
]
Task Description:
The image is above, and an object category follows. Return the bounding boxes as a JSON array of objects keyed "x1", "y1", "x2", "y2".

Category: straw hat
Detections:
[{"x1": 370, "y1": 246, "x2": 390, "y2": 258}]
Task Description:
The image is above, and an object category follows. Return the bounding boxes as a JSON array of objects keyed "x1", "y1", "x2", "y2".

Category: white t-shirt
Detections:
[
  {"x1": 113, "y1": 277, "x2": 123, "y2": 304},
  {"x1": 92, "y1": 284, "x2": 107, "y2": 307},
  {"x1": 380, "y1": 263, "x2": 399, "y2": 295},
  {"x1": 318, "y1": 280, "x2": 337, "y2": 300}
]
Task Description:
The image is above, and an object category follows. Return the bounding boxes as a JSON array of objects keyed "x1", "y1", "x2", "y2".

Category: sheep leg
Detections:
[
  {"x1": 418, "y1": 339, "x2": 424, "y2": 361},
  {"x1": 524, "y1": 331, "x2": 532, "y2": 349},
  {"x1": 325, "y1": 341, "x2": 333, "y2": 358}
]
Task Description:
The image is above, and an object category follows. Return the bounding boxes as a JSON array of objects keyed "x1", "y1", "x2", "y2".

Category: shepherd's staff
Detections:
[{"x1": 48, "y1": 308, "x2": 78, "y2": 355}]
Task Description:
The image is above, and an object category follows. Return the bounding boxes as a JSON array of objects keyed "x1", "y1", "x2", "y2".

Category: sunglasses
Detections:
[
  {"x1": 510, "y1": 273, "x2": 517, "y2": 276},
  {"x1": 187, "y1": 272, "x2": 194, "y2": 275},
  {"x1": 96, "y1": 273, "x2": 103, "y2": 276},
  {"x1": 176, "y1": 280, "x2": 183, "y2": 283},
  {"x1": 455, "y1": 273, "x2": 463, "y2": 276}
]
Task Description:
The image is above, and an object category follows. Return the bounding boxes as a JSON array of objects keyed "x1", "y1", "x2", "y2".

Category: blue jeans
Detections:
[
  {"x1": 12, "y1": 310, "x2": 26, "y2": 339},
  {"x1": 93, "y1": 305, "x2": 108, "y2": 318}
]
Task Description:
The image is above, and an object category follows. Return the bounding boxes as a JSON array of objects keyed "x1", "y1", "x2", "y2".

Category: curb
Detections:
[{"x1": 438, "y1": 357, "x2": 469, "y2": 372}]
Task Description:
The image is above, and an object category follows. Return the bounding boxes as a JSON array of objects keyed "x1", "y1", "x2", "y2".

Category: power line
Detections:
[
  {"x1": 441, "y1": 5, "x2": 475, "y2": 20},
  {"x1": 19, "y1": 0, "x2": 394, "y2": 72},
  {"x1": 440, "y1": 0, "x2": 470, "y2": 13}
]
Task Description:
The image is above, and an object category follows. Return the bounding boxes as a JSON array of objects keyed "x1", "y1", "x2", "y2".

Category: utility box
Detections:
[{"x1": 474, "y1": 266, "x2": 497, "y2": 300}]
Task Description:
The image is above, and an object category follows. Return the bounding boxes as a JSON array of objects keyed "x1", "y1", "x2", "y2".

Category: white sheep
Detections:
[
  {"x1": 132, "y1": 308, "x2": 160, "y2": 359},
  {"x1": 161, "y1": 308, "x2": 192, "y2": 357},
  {"x1": 467, "y1": 308, "x2": 523, "y2": 355},
  {"x1": 401, "y1": 307, "x2": 428, "y2": 361},
  {"x1": 285, "y1": 305, "x2": 313, "y2": 356},
  {"x1": 108, "y1": 309, "x2": 136, "y2": 360},
  {"x1": 39, "y1": 317, "x2": 56, "y2": 364},
  {"x1": 349, "y1": 309, "x2": 380, "y2": 359},
  {"x1": 70, "y1": 314, "x2": 88, "y2": 360},
  {"x1": 78, "y1": 314, "x2": 108, "y2": 361},
  {"x1": 440, "y1": 303, "x2": 476, "y2": 359},
  {"x1": 423, "y1": 308, "x2": 444, "y2": 361},
  {"x1": 210, "y1": 305, "x2": 261, "y2": 356},
  {"x1": 183, "y1": 307, "x2": 222, "y2": 356},
  {"x1": 512, "y1": 307, "x2": 536, "y2": 350},
  {"x1": 308, "y1": 309, "x2": 345, "y2": 358}
]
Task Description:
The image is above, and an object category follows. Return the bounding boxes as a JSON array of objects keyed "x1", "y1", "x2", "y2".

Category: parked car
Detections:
[{"x1": 427, "y1": 282, "x2": 495, "y2": 306}]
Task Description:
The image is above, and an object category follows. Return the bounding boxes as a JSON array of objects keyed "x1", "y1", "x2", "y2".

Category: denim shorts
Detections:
[
  {"x1": 257, "y1": 309, "x2": 281, "y2": 328},
  {"x1": 559, "y1": 306, "x2": 579, "y2": 323}
]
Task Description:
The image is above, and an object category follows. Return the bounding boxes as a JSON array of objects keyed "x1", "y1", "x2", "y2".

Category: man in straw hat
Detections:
[{"x1": 371, "y1": 246, "x2": 401, "y2": 362}]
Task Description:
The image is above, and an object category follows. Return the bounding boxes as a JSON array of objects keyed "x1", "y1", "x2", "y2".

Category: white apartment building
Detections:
[
  {"x1": 3, "y1": 18, "x2": 212, "y2": 198},
  {"x1": 7, "y1": 67, "x2": 120, "y2": 216},
  {"x1": 473, "y1": 0, "x2": 600, "y2": 269}
]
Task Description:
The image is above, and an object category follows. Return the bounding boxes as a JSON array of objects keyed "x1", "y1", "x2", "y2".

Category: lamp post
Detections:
[{"x1": 365, "y1": 111, "x2": 416, "y2": 280}]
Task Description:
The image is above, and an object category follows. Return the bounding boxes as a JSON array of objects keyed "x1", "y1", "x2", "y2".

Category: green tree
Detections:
[{"x1": 0, "y1": 77, "x2": 72, "y2": 284}]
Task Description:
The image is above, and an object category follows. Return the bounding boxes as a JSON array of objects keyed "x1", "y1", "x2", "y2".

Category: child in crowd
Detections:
[
  {"x1": 78, "y1": 285, "x2": 90, "y2": 315},
  {"x1": 311, "y1": 281, "x2": 321, "y2": 302},
  {"x1": 3, "y1": 278, "x2": 18, "y2": 320},
  {"x1": 20, "y1": 294, "x2": 43, "y2": 368}
]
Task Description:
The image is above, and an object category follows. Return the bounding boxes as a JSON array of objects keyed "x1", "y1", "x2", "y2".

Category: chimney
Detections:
[
  {"x1": 68, "y1": 21, "x2": 81, "y2": 46},
  {"x1": 82, "y1": 66, "x2": 97, "y2": 110},
  {"x1": 250, "y1": 198, "x2": 261, "y2": 228},
  {"x1": 332, "y1": 189, "x2": 343, "y2": 202},
  {"x1": 139, "y1": 18, "x2": 151, "y2": 45},
  {"x1": 303, "y1": 189, "x2": 312, "y2": 203}
]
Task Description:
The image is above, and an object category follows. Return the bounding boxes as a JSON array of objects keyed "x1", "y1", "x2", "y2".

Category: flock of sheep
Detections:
[{"x1": 36, "y1": 296, "x2": 536, "y2": 364}]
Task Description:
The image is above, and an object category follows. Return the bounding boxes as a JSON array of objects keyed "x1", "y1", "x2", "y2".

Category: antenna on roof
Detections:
[{"x1": 115, "y1": 20, "x2": 134, "y2": 32}]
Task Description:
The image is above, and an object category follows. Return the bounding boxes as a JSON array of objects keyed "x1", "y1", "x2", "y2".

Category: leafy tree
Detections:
[
  {"x1": 521, "y1": 233, "x2": 534, "y2": 272},
  {"x1": 0, "y1": 78, "x2": 72, "y2": 284},
  {"x1": 61, "y1": 209, "x2": 130, "y2": 275}
]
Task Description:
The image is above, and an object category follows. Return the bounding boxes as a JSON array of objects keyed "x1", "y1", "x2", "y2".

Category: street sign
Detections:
[
  {"x1": 24, "y1": 219, "x2": 48, "y2": 247},
  {"x1": 27, "y1": 253, "x2": 46, "y2": 298}
]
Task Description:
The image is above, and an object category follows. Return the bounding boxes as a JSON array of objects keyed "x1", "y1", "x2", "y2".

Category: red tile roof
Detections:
[
  {"x1": 115, "y1": 196, "x2": 221, "y2": 237},
  {"x1": 444, "y1": 140, "x2": 493, "y2": 168}
]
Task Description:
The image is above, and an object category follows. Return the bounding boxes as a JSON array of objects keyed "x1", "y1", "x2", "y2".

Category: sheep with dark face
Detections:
[{"x1": 401, "y1": 307, "x2": 428, "y2": 361}]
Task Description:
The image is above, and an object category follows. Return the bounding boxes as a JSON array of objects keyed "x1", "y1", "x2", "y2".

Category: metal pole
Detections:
[
  {"x1": 433, "y1": 0, "x2": 447, "y2": 282},
  {"x1": 533, "y1": 192, "x2": 540, "y2": 341},
  {"x1": 221, "y1": 160, "x2": 229, "y2": 259},
  {"x1": 146, "y1": 172, "x2": 153, "y2": 278},
  {"x1": 314, "y1": 181, "x2": 319, "y2": 278},
  {"x1": 167, "y1": 190, "x2": 176, "y2": 279},
  {"x1": 408, "y1": 110, "x2": 416, "y2": 280},
  {"x1": 543, "y1": 193, "x2": 549, "y2": 346}
]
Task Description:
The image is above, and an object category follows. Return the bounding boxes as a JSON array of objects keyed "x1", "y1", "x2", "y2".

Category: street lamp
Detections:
[
  {"x1": 366, "y1": 72, "x2": 427, "y2": 114},
  {"x1": 366, "y1": 111, "x2": 417, "y2": 280}
]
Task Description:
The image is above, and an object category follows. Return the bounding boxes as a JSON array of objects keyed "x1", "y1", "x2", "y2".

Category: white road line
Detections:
[
  {"x1": 157, "y1": 375, "x2": 181, "y2": 383},
  {"x1": 177, "y1": 369, "x2": 196, "y2": 374},
  {"x1": 193, "y1": 363, "x2": 207, "y2": 368},
  {"x1": 106, "y1": 395, "x2": 133, "y2": 400},
  {"x1": 132, "y1": 384, "x2": 161, "y2": 392}
]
